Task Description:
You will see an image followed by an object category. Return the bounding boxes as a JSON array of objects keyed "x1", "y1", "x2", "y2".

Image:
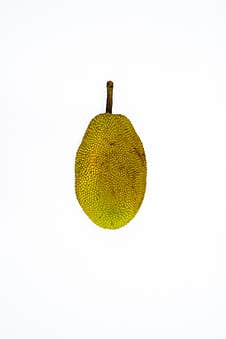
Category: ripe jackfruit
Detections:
[{"x1": 75, "y1": 81, "x2": 146, "y2": 229}]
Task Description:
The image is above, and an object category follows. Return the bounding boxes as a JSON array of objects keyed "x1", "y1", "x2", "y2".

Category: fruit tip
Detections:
[{"x1": 107, "y1": 80, "x2": 113, "y2": 88}]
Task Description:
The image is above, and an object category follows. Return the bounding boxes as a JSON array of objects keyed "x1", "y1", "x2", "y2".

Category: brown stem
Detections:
[{"x1": 106, "y1": 80, "x2": 113, "y2": 113}]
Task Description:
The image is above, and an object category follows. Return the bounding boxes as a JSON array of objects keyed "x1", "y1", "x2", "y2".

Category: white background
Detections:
[{"x1": 0, "y1": 0, "x2": 226, "y2": 338}]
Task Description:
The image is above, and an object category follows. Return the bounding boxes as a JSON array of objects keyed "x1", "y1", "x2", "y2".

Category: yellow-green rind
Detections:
[{"x1": 75, "y1": 113, "x2": 146, "y2": 229}]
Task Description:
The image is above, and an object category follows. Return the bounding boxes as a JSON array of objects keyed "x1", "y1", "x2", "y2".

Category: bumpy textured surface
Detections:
[{"x1": 75, "y1": 113, "x2": 146, "y2": 229}]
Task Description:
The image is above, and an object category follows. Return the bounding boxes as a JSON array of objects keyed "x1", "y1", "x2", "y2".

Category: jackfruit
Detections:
[{"x1": 75, "y1": 81, "x2": 147, "y2": 229}]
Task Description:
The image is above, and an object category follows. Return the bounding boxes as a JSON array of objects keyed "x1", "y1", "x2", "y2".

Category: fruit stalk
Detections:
[{"x1": 106, "y1": 80, "x2": 113, "y2": 113}]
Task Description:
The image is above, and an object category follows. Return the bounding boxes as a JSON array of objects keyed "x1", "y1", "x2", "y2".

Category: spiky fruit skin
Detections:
[{"x1": 75, "y1": 113, "x2": 146, "y2": 229}]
